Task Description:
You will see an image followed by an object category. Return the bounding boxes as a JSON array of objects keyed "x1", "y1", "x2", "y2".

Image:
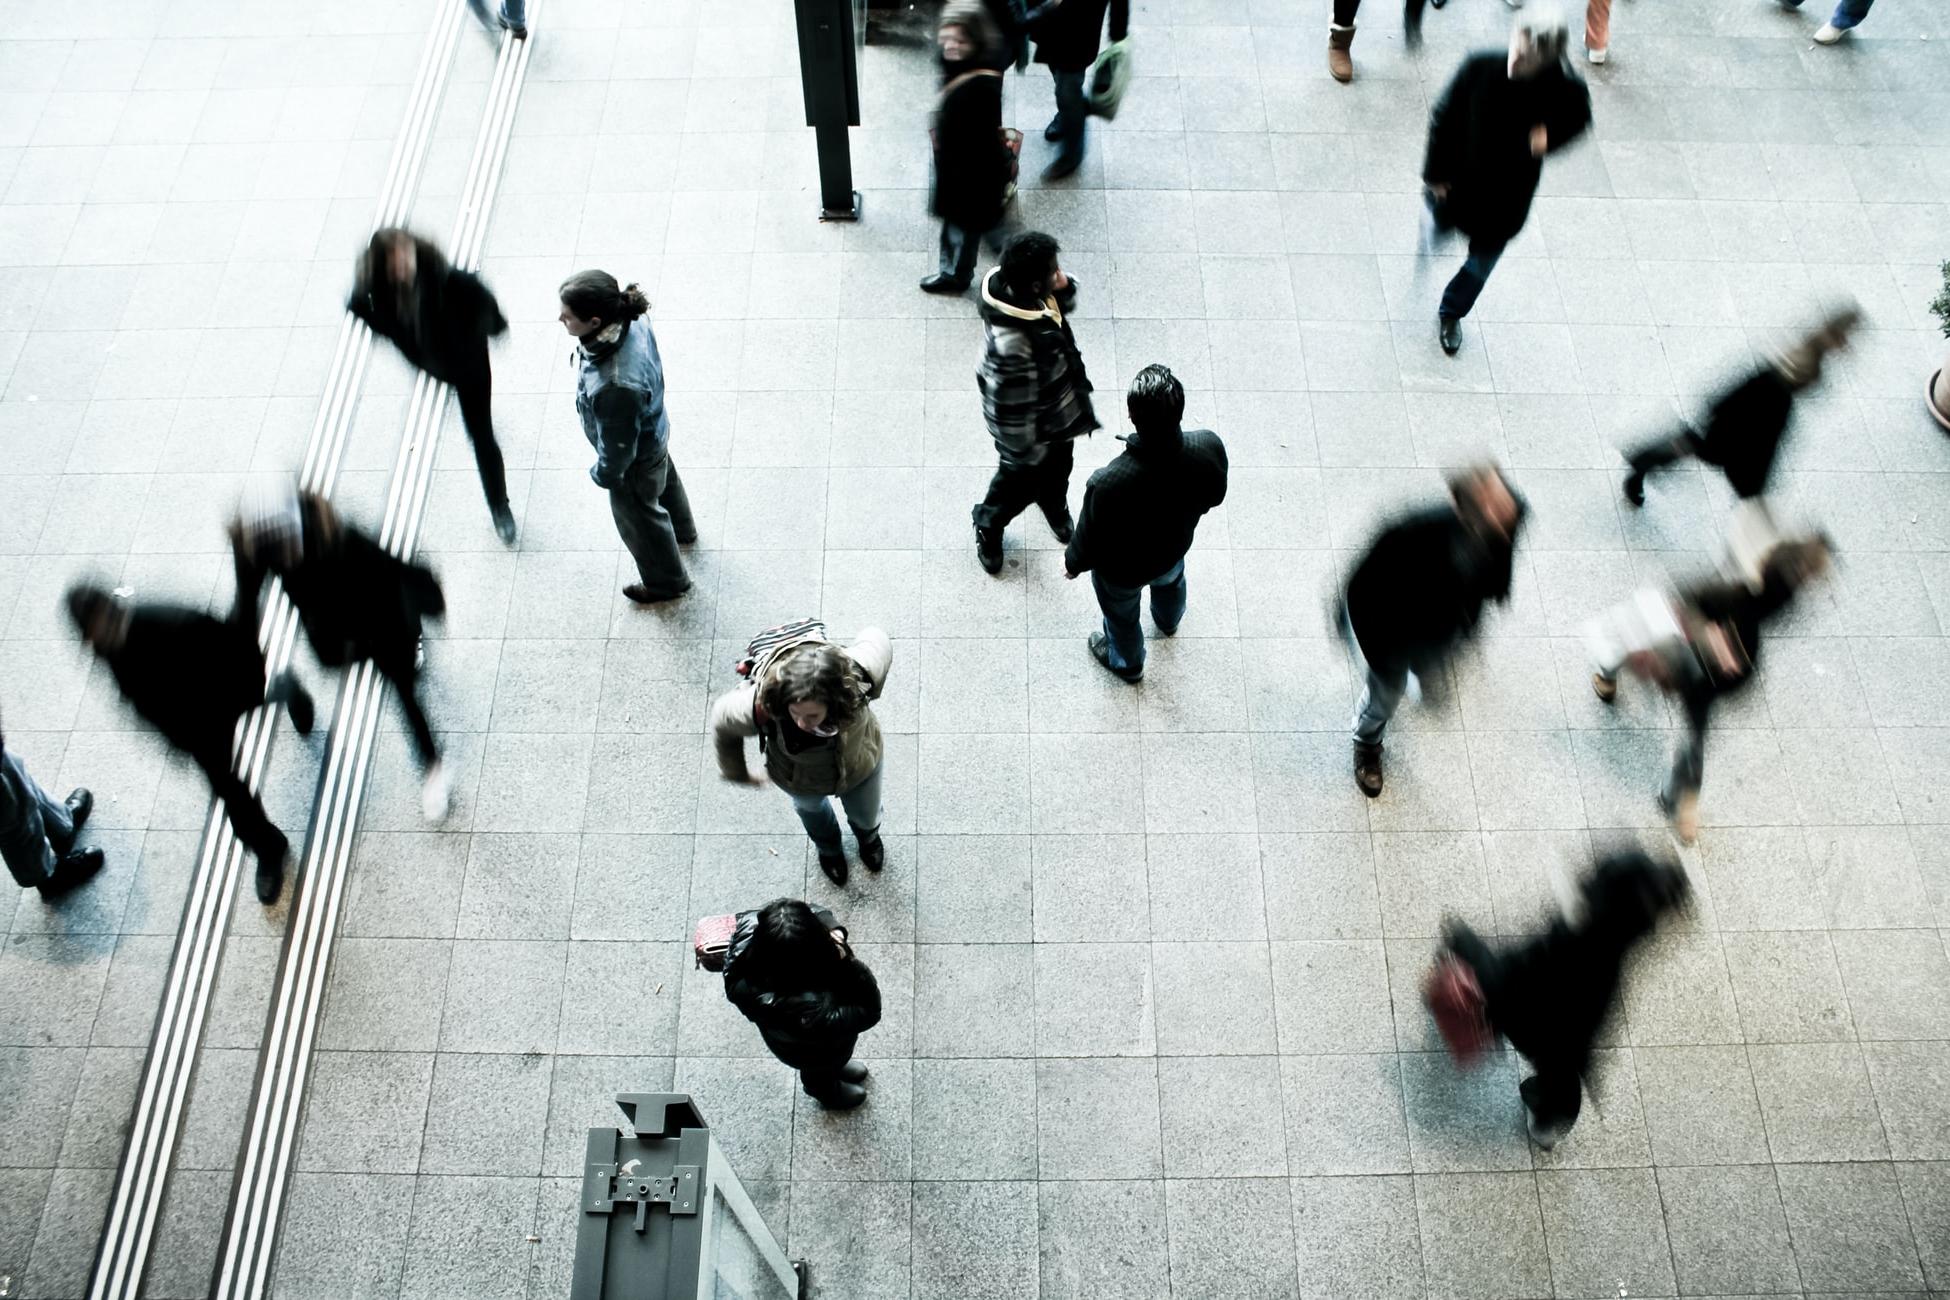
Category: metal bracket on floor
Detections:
[{"x1": 584, "y1": 1165, "x2": 702, "y2": 1227}]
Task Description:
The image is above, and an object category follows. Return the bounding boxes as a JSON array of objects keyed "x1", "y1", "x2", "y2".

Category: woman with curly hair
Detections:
[{"x1": 710, "y1": 628, "x2": 893, "y2": 886}]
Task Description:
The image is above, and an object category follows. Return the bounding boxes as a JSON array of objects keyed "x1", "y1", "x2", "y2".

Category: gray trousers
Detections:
[
  {"x1": 610, "y1": 451, "x2": 695, "y2": 595},
  {"x1": 1, "y1": 747, "x2": 72, "y2": 888}
]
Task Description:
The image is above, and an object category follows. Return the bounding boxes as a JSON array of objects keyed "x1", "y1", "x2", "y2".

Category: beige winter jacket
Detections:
[{"x1": 709, "y1": 628, "x2": 893, "y2": 797}]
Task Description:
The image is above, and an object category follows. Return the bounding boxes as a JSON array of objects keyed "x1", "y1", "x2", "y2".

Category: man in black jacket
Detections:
[
  {"x1": 1422, "y1": 13, "x2": 1591, "y2": 356},
  {"x1": 1342, "y1": 463, "x2": 1524, "y2": 796},
  {"x1": 68, "y1": 585, "x2": 313, "y2": 903},
  {"x1": 1, "y1": 726, "x2": 101, "y2": 901},
  {"x1": 1063, "y1": 365, "x2": 1228, "y2": 683},
  {"x1": 1024, "y1": 0, "x2": 1127, "y2": 180}
]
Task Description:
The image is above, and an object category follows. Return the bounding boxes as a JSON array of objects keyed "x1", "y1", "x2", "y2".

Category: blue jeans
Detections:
[
  {"x1": 787, "y1": 761, "x2": 884, "y2": 856},
  {"x1": 1093, "y1": 562, "x2": 1187, "y2": 674},
  {"x1": 0, "y1": 747, "x2": 73, "y2": 888},
  {"x1": 1782, "y1": 0, "x2": 1873, "y2": 27}
]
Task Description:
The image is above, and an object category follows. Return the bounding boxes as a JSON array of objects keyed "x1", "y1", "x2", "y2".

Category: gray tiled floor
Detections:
[{"x1": 6, "y1": 0, "x2": 1950, "y2": 1297}]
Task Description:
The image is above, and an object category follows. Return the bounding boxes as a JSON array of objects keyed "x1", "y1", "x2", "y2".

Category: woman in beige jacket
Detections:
[{"x1": 711, "y1": 628, "x2": 893, "y2": 886}]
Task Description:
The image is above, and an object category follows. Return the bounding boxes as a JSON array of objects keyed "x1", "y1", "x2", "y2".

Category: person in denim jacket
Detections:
[{"x1": 559, "y1": 271, "x2": 697, "y2": 605}]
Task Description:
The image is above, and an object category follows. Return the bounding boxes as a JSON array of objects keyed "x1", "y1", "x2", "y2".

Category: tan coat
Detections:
[{"x1": 709, "y1": 629, "x2": 893, "y2": 797}]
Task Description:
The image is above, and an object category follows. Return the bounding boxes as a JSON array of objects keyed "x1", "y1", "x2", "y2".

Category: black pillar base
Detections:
[{"x1": 818, "y1": 190, "x2": 863, "y2": 222}]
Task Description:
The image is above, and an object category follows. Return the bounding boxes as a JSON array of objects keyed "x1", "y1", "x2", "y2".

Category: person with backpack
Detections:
[
  {"x1": 710, "y1": 623, "x2": 894, "y2": 887},
  {"x1": 1, "y1": 724, "x2": 102, "y2": 902},
  {"x1": 1063, "y1": 364, "x2": 1229, "y2": 683},
  {"x1": 973, "y1": 231, "x2": 1098, "y2": 575},
  {"x1": 922, "y1": 3, "x2": 1015, "y2": 296},
  {"x1": 349, "y1": 228, "x2": 516, "y2": 546},
  {"x1": 720, "y1": 898, "x2": 882, "y2": 1111}
]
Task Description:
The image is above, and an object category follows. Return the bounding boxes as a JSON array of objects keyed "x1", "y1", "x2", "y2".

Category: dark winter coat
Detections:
[
  {"x1": 722, "y1": 908, "x2": 882, "y2": 1069},
  {"x1": 1065, "y1": 426, "x2": 1229, "y2": 585},
  {"x1": 348, "y1": 257, "x2": 508, "y2": 389},
  {"x1": 575, "y1": 319, "x2": 671, "y2": 491},
  {"x1": 1423, "y1": 52, "x2": 1592, "y2": 245},
  {"x1": 1346, "y1": 505, "x2": 1520, "y2": 673},
  {"x1": 931, "y1": 64, "x2": 1011, "y2": 234},
  {"x1": 97, "y1": 605, "x2": 268, "y2": 758},
  {"x1": 1028, "y1": 0, "x2": 1128, "y2": 70},
  {"x1": 976, "y1": 270, "x2": 1098, "y2": 455},
  {"x1": 1688, "y1": 367, "x2": 1796, "y2": 500}
]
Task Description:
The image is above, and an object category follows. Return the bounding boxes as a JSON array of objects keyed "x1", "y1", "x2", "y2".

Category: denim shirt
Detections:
[{"x1": 575, "y1": 319, "x2": 671, "y2": 489}]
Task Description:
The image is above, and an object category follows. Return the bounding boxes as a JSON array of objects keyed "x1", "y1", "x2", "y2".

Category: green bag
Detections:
[{"x1": 1086, "y1": 38, "x2": 1132, "y2": 120}]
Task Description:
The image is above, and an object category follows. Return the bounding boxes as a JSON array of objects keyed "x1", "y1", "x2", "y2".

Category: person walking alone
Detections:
[
  {"x1": 350, "y1": 228, "x2": 517, "y2": 545},
  {"x1": 1063, "y1": 365, "x2": 1228, "y2": 683},
  {"x1": 1, "y1": 725, "x2": 101, "y2": 902},
  {"x1": 722, "y1": 898, "x2": 882, "y2": 1111},
  {"x1": 972, "y1": 231, "x2": 1098, "y2": 575},
  {"x1": 1327, "y1": 0, "x2": 1435, "y2": 82},
  {"x1": 559, "y1": 271, "x2": 697, "y2": 606},
  {"x1": 1422, "y1": 10, "x2": 1591, "y2": 356},
  {"x1": 922, "y1": 4, "x2": 1015, "y2": 296},
  {"x1": 1025, "y1": 0, "x2": 1128, "y2": 180}
]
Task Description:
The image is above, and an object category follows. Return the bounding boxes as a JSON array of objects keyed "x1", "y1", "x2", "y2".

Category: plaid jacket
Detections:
[{"x1": 976, "y1": 270, "x2": 1098, "y2": 457}]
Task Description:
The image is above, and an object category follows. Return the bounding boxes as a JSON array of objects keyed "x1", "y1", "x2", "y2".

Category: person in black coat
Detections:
[
  {"x1": 1422, "y1": 13, "x2": 1591, "y2": 356},
  {"x1": 349, "y1": 228, "x2": 517, "y2": 546},
  {"x1": 1429, "y1": 850, "x2": 1690, "y2": 1148},
  {"x1": 68, "y1": 585, "x2": 313, "y2": 903},
  {"x1": 922, "y1": 3, "x2": 1015, "y2": 296},
  {"x1": 231, "y1": 484, "x2": 452, "y2": 827},
  {"x1": 1063, "y1": 364, "x2": 1229, "y2": 683},
  {"x1": 1024, "y1": 0, "x2": 1127, "y2": 180},
  {"x1": 721, "y1": 898, "x2": 882, "y2": 1111},
  {"x1": 1622, "y1": 306, "x2": 1860, "y2": 508},
  {"x1": 1341, "y1": 463, "x2": 1525, "y2": 797}
]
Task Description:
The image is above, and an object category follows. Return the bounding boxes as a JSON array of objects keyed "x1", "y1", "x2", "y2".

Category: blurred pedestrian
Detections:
[
  {"x1": 922, "y1": 4, "x2": 1015, "y2": 296},
  {"x1": 68, "y1": 585, "x2": 313, "y2": 903},
  {"x1": 1583, "y1": 0, "x2": 1611, "y2": 61},
  {"x1": 466, "y1": 0, "x2": 525, "y2": 39},
  {"x1": 973, "y1": 231, "x2": 1098, "y2": 574},
  {"x1": 1341, "y1": 463, "x2": 1525, "y2": 797},
  {"x1": 1780, "y1": 0, "x2": 1874, "y2": 43},
  {"x1": 231, "y1": 484, "x2": 451, "y2": 829},
  {"x1": 350, "y1": 228, "x2": 516, "y2": 545},
  {"x1": 1024, "y1": 0, "x2": 1128, "y2": 179},
  {"x1": 1327, "y1": 0, "x2": 1434, "y2": 82},
  {"x1": 558, "y1": 271, "x2": 697, "y2": 606},
  {"x1": 711, "y1": 624, "x2": 893, "y2": 887},
  {"x1": 1, "y1": 726, "x2": 101, "y2": 902},
  {"x1": 722, "y1": 898, "x2": 881, "y2": 1110},
  {"x1": 1584, "y1": 534, "x2": 1830, "y2": 842},
  {"x1": 1422, "y1": 10, "x2": 1591, "y2": 356},
  {"x1": 1427, "y1": 850, "x2": 1689, "y2": 1148},
  {"x1": 1063, "y1": 364, "x2": 1229, "y2": 683}
]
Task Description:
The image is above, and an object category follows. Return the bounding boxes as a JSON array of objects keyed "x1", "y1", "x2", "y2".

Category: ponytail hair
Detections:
[{"x1": 559, "y1": 269, "x2": 650, "y2": 326}]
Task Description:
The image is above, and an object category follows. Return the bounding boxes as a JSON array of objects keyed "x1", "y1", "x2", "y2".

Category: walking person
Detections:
[
  {"x1": 1063, "y1": 364, "x2": 1229, "y2": 683},
  {"x1": 922, "y1": 4, "x2": 1015, "y2": 296},
  {"x1": 465, "y1": 0, "x2": 525, "y2": 38},
  {"x1": 1327, "y1": 0, "x2": 1435, "y2": 82},
  {"x1": 1340, "y1": 463, "x2": 1525, "y2": 797},
  {"x1": 559, "y1": 271, "x2": 697, "y2": 606},
  {"x1": 1024, "y1": 0, "x2": 1127, "y2": 180},
  {"x1": 231, "y1": 484, "x2": 452, "y2": 833},
  {"x1": 1779, "y1": 0, "x2": 1875, "y2": 43},
  {"x1": 711, "y1": 624, "x2": 893, "y2": 887},
  {"x1": 1583, "y1": 0, "x2": 1611, "y2": 62},
  {"x1": 350, "y1": 228, "x2": 517, "y2": 545},
  {"x1": 1422, "y1": 10, "x2": 1592, "y2": 356},
  {"x1": 1, "y1": 726, "x2": 101, "y2": 902},
  {"x1": 972, "y1": 231, "x2": 1098, "y2": 574},
  {"x1": 721, "y1": 898, "x2": 882, "y2": 1111},
  {"x1": 68, "y1": 585, "x2": 314, "y2": 903}
]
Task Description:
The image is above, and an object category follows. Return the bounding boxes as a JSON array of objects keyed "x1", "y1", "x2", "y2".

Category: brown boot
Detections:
[{"x1": 1328, "y1": 24, "x2": 1356, "y2": 83}]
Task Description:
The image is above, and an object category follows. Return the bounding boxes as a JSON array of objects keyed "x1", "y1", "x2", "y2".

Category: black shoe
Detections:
[
  {"x1": 840, "y1": 1060, "x2": 870, "y2": 1084},
  {"x1": 623, "y1": 581, "x2": 692, "y2": 604},
  {"x1": 1621, "y1": 472, "x2": 1645, "y2": 508},
  {"x1": 501, "y1": 17, "x2": 527, "y2": 37},
  {"x1": 818, "y1": 850, "x2": 848, "y2": 887},
  {"x1": 286, "y1": 683, "x2": 315, "y2": 737},
  {"x1": 675, "y1": 529, "x2": 698, "y2": 545},
  {"x1": 1042, "y1": 506, "x2": 1074, "y2": 544},
  {"x1": 491, "y1": 503, "x2": 517, "y2": 546},
  {"x1": 857, "y1": 833, "x2": 884, "y2": 872},
  {"x1": 1041, "y1": 154, "x2": 1083, "y2": 182},
  {"x1": 1438, "y1": 315, "x2": 1462, "y2": 356},
  {"x1": 1044, "y1": 115, "x2": 1063, "y2": 142},
  {"x1": 1354, "y1": 741, "x2": 1384, "y2": 798},
  {"x1": 255, "y1": 836, "x2": 288, "y2": 904},
  {"x1": 65, "y1": 787, "x2": 93, "y2": 837},
  {"x1": 38, "y1": 847, "x2": 105, "y2": 902},
  {"x1": 814, "y1": 1081, "x2": 868, "y2": 1111},
  {"x1": 975, "y1": 525, "x2": 1003, "y2": 575},
  {"x1": 1088, "y1": 631, "x2": 1143, "y2": 683},
  {"x1": 920, "y1": 273, "x2": 969, "y2": 295}
]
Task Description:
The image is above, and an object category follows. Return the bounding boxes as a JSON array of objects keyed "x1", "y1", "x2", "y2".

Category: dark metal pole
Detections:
[{"x1": 793, "y1": 0, "x2": 862, "y2": 221}]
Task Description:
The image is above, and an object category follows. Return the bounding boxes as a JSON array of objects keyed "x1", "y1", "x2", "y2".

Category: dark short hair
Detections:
[
  {"x1": 999, "y1": 231, "x2": 1060, "y2": 294},
  {"x1": 1126, "y1": 364, "x2": 1185, "y2": 432}
]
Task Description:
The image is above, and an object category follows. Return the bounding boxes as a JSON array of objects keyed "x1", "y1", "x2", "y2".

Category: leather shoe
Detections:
[
  {"x1": 1044, "y1": 115, "x2": 1062, "y2": 142},
  {"x1": 840, "y1": 1060, "x2": 870, "y2": 1084},
  {"x1": 815, "y1": 1081, "x2": 868, "y2": 1111},
  {"x1": 1043, "y1": 506, "x2": 1074, "y2": 544},
  {"x1": 818, "y1": 850, "x2": 848, "y2": 887},
  {"x1": 1041, "y1": 154, "x2": 1082, "y2": 182},
  {"x1": 491, "y1": 503, "x2": 517, "y2": 546},
  {"x1": 919, "y1": 273, "x2": 969, "y2": 295},
  {"x1": 255, "y1": 836, "x2": 288, "y2": 904},
  {"x1": 65, "y1": 787, "x2": 93, "y2": 836},
  {"x1": 1354, "y1": 741, "x2": 1384, "y2": 797},
  {"x1": 974, "y1": 525, "x2": 1004, "y2": 575},
  {"x1": 38, "y1": 847, "x2": 104, "y2": 901},
  {"x1": 1088, "y1": 631, "x2": 1143, "y2": 683},
  {"x1": 857, "y1": 833, "x2": 885, "y2": 872},
  {"x1": 1438, "y1": 315, "x2": 1462, "y2": 356},
  {"x1": 623, "y1": 582, "x2": 691, "y2": 605}
]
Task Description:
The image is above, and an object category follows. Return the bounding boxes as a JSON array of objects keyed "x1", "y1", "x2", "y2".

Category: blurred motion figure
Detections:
[{"x1": 922, "y1": 3, "x2": 1016, "y2": 296}]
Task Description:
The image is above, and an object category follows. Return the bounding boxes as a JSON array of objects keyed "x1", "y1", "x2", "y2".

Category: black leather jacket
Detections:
[{"x1": 721, "y1": 907, "x2": 881, "y2": 1067}]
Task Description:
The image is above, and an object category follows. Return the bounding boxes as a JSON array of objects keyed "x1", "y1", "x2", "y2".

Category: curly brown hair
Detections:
[{"x1": 759, "y1": 643, "x2": 866, "y2": 732}]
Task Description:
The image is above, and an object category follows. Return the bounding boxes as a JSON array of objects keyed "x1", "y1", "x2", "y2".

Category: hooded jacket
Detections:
[
  {"x1": 1423, "y1": 52, "x2": 1592, "y2": 244},
  {"x1": 1346, "y1": 504, "x2": 1521, "y2": 672},
  {"x1": 348, "y1": 252, "x2": 507, "y2": 388},
  {"x1": 708, "y1": 629, "x2": 893, "y2": 798},
  {"x1": 976, "y1": 269, "x2": 1098, "y2": 457},
  {"x1": 1065, "y1": 425, "x2": 1229, "y2": 585},
  {"x1": 721, "y1": 907, "x2": 882, "y2": 1068},
  {"x1": 575, "y1": 318, "x2": 672, "y2": 491}
]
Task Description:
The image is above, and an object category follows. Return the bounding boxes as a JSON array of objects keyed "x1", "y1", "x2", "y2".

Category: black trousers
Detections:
[
  {"x1": 189, "y1": 736, "x2": 287, "y2": 867},
  {"x1": 1623, "y1": 430, "x2": 1707, "y2": 488},
  {"x1": 450, "y1": 350, "x2": 509, "y2": 513},
  {"x1": 1334, "y1": 0, "x2": 1430, "y2": 27},
  {"x1": 972, "y1": 439, "x2": 1074, "y2": 534},
  {"x1": 377, "y1": 649, "x2": 439, "y2": 770}
]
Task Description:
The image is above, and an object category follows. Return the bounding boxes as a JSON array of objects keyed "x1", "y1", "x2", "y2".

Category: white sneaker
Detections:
[
  {"x1": 1587, "y1": 46, "x2": 1607, "y2": 64},
  {"x1": 1812, "y1": 21, "x2": 1844, "y2": 42},
  {"x1": 421, "y1": 761, "x2": 452, "y2": 823}
]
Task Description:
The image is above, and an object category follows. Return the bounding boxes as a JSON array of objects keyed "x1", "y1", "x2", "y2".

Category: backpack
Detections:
[{"x1": 735, "y1": 618, "x2": 828, "y2": 682}]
